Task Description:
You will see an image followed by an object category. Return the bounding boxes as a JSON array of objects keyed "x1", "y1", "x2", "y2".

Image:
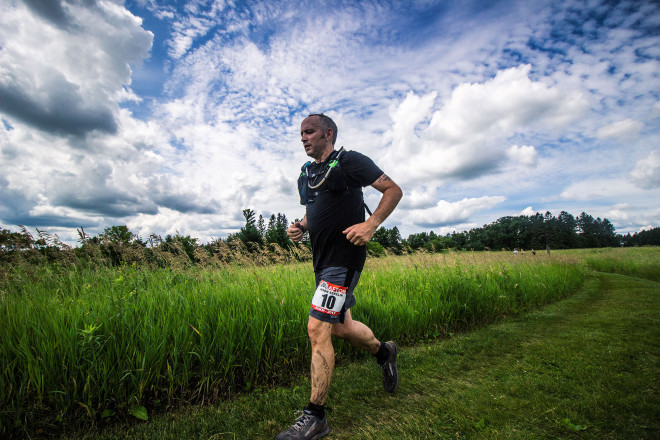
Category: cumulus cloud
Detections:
[
  {"x1": 384, "y1": 91, "x2": 437, "y2": 156},
  {"x1": 520, "y1": 206, "x2": 535, "y2": 216},
  {"x1": 507, "y1": 145, "x2": 538, "y2": 166},
  {"x1": 631, "y1": 151, "x2": 660, "y2": 189},
  {"x1": 0, "y1": 74, "x2": 117, "y2": 136},
  {"x1": 0, "y1": 1, "x2": 153, "y2": 136},
  {"x1": 427, "y1": 65, "x2": 587, "y2": 139},
  {"x1": 596, "y1": 119, "x2": 644, "y2": 140},
  {"x1": 560, "y1": 178, "x2": 641, "y2": 201},
  {"x1": 383, "y1": 65, "x2": 588, "y2": 185},
  {"x1": 404, "y1": 196, "x2": 507, "y2": 229},
  {"x1": 398, "y1": 189, "x2": 439, "y2": 210},
  {"x1": 607, "y1": 208, "x2": 630, "y2": 222},
  {"x1": 22, "y1": 0, "x2": 69, "y2": 27}
]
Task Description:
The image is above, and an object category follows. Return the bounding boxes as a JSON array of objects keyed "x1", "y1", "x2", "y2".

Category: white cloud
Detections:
[
  {"x1": 383, "y1": 65, "x2": 588, "y2": 186},
  {"x1": 630, "y1": 151, "x2": 660, "y2": 189},
  {"x1": 560, "y1": 178, "x2": 638, "y2": 201},
  {"x1": 426, "y1": 65, "x2": 588, "y2": 141},
  {"x1": 607, "y1": 209, "x2": 630, "y2": 222},
  {"x1": 507, "y1": 145, "x2": 538, "y2": 166},
  {"x1": 404, "y1": 196, "x2": 506, "y2": 229},
  {"x1": 398, "y1": 189, "x2": 438, "y2": 210},
  {"x1": 596, "y1": 119, "x2": 644, "y2": 140},
  {"x1": 520, "y1": 206, "x2": 535, "y2": 216}
]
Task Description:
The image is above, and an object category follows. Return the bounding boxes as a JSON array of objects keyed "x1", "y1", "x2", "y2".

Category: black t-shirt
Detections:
[{"x1": 305, "y1": 150, "x2": 383, "y2": 272}]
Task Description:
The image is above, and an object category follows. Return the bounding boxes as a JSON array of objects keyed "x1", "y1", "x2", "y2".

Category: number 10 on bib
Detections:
[{"x1": 311, "y1": 280, "x2": 347, "y2": 316}]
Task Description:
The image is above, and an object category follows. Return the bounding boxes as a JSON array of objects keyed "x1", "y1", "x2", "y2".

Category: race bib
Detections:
[{"x1": 311, "y1": 280, "x2": 347, "y2": 316}]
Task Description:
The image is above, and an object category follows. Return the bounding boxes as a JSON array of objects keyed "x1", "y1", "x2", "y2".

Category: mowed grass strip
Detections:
[{"x1": 64, "y1": 271, "x2": 659, "y2": 440}]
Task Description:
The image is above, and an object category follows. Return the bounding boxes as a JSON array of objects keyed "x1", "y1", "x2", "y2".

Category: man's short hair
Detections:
[{"x1": 308, "y1": 113, "x2": 338, "y2": 145}]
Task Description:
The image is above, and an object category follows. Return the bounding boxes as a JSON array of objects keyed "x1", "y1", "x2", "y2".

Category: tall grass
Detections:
[
  {"x1": 0, "y1": 252, "x2": 584, "y2": 436},
  {"x1": 357, "y1": 252, "x2": 584, "y2": 343},
  {"x1": 581, "y1": 247, "x2": 660, "y2": 281}
]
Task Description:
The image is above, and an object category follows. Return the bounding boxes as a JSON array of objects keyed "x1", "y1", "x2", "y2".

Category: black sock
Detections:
[
  {"x1": 374, "y1": 341, "x2": 389, "y2": 364},
  {"x1": 305, "y1": 401, "x2": 325, "y2": 419}
]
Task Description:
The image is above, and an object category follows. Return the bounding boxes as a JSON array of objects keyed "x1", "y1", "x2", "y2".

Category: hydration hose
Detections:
[{"x1": 306, "y1": 147, "x2": 346, "y2": 189}]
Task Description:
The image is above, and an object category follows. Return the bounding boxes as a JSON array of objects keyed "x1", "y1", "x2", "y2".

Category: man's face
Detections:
[{"x1": 300, "y1": 116, "x2": 331, "y2": 161}]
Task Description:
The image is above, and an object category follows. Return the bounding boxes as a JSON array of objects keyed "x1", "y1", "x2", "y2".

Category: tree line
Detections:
[
  {"x1": 1, "y1": 209, "x2": 658, "y2": 271},
  {"x1": 0, "y1": 209, "x2": 308, "y2": 270},
  {"x1": 371, "y1": 211, "x2": 657, "y2": 253}
]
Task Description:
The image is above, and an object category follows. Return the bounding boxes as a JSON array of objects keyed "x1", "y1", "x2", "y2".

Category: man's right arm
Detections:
[{"x1": 287, "y1": 215, "x2": 307, "y2": 242}]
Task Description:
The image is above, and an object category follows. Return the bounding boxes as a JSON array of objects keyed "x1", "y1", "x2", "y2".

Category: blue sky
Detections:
[{"x1": 1, "y1": 0, "x2": 659, "y2": 244}]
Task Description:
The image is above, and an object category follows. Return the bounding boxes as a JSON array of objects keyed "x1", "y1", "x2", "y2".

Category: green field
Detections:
[{"x1": 1, "y1": 247, "x2": 658, "y2": 439}]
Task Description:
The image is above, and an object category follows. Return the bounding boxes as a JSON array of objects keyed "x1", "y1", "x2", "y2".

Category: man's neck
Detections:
[{"x1": 315, "y1": 147, "x2": 335, "y2": 163}]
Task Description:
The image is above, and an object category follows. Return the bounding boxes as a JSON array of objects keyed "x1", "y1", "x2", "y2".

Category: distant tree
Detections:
[
  {"x1": 236, "y1": 209, "x2": 263, "y2": 246},
  {"x1": 439, "y1": 234, "x2": 455, "y2": 250},
  {"x1": 102, "y1": 225, "x2": 135, "y2": 245},
  {"x1": 623, "y1": 227, "x2": 660, "y2": 246},
  {"x1": 263, "y1": 212, "x2": 292, "y2": 249},
  {"x1": 405, "y1": 232, "x2": 431, "y2": 251},
  {"x1": 557, "y1": 211, "x2": 578, "y2": 249},
  {"x1": 372, "y1": 227, "x2": 389, "y2": 247},
  {"x1": 0, "y1": 228, "x2": 33, "y2": 252},
  {"x1": 437, "y1": 210, "x2": 623, "y2": 251},
  {"x1": 621, "y1": 232, "x2": 632, "y2": 247},
  {"x1": 577, "y1": 213, "x2": 599, "y2": 248},
  {"x1": 367, "y1": 241, "x2": 385, "y2": 257},
  {"x1": 405, "y1": 231, "x2": 451, "y2": 253},
  {"x1": 93, "y1": 225, "x2": 140, "y2": 266},
  {"x1": 372, "y1": 226, "x2": 403, "y2": 253},
  {"x1": 264, "y1": 214, "x2": 278, "y2": 244},
  {"x1": 275, "y1": 213, "x2": 291, "y2": 248},
  {"x1": 164, "y1": 233, "x2": 199, "y2": 262},
  {"x1": 387, "y1": 226, "x2": 403, "y2": 253},
  {"x1": 450, "y1": 231, "x2": 467, "y2": 250},
  {"x1": 597, "y1": 218, "x2": 619, "y2": 247},
  {"x1": 465, "y1": 227, "x2": 486, "y2": 250}
]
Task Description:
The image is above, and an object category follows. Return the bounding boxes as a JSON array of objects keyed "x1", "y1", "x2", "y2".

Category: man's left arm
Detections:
[{"x1": 343, "y1": 173, "x2": 403, "y2": 246}]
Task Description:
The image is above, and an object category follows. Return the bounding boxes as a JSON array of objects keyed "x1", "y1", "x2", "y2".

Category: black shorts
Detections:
[{"x1": 309, "y1": 266, "x2": 361, "y2": 324}]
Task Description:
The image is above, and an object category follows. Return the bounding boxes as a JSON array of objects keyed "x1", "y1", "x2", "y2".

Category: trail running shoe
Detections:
[
  {"x1": 379, "y1": 340, "x2": 399, "y2": 393},
  {"x1": 275, "y1": 409, "x2": 330, "y2": 440}
]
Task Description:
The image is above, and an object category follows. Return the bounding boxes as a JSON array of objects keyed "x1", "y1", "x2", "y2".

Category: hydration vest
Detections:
[
  {"x1": 297, "y1": 148, "x2": 351, "y2": 205},
  {"x1": 297, "y1": 148, "x2": 373, "y2": 216}
]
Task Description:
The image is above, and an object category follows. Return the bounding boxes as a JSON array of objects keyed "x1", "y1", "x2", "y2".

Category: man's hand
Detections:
[
  {"x1": 288, "y1": 222, "x2": 305, "y2": 242},
  {"x1": 342, "y1": 173, "x2": 402, "y2": 247},
  {"x1": 342, "y1": 221, "x2": 377, "y2": 246}
]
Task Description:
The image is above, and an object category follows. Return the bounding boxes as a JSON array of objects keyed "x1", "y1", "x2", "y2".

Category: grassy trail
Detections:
[{"x1": 66, "y1": 271, "x2": 659, "y2": 440}]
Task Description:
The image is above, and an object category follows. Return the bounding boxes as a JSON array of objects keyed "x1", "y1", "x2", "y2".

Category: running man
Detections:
[{"x1": 276, "y1": 113, "x2": 403, "y2": 440}]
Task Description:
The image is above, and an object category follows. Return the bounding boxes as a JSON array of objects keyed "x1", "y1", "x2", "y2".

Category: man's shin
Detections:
[{"x1": 310, "y1": 344, "x2": 334, "y2": 405}]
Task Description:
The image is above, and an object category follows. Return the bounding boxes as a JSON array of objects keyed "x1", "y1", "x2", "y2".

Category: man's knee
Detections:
[{"x1": 307, "y1": 317, "x2": 332, "y2": 345}]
